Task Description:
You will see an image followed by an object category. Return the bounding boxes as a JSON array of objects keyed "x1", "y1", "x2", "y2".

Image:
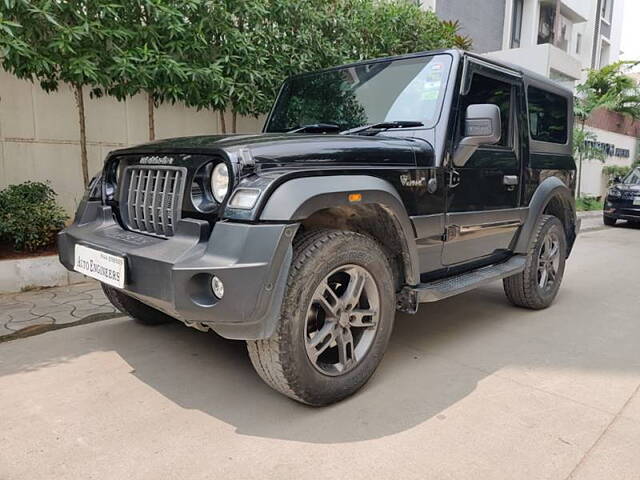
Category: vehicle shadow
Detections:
[{"x1": 3, "y1": 257, "x2": 639, "y2": 444}]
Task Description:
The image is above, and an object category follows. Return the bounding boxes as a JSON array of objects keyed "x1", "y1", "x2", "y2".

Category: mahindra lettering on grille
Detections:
[{"x1": 119, "y1": 165, "x2": 186, "y2": 238}]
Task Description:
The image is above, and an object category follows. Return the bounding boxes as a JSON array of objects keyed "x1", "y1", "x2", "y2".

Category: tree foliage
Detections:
[
  {"x1": 574, "y1": 61, "x2": 640, "y2": 197},
  {"x1": 1, "y1": 0, "x2": 469, "y2": 139},
  {"x1": 575, "y1": 61, "x2": 640, "y2": 121},
  {"x1": 572, "y1": 127, "x2": 606, "y2": 163}
]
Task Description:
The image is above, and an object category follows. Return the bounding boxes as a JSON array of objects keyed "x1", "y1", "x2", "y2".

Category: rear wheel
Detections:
[
  {"x1": 603, "y1": 215, "x2": 617, "y2": 226},
  {"x1": 247, "y1": 229, "x2": 395, "y2": 406},
  {"x1": 503, "y1": 215, "x2": 566, "y2": 309},
  {"x1": 101, "y1": 283, "x2": 173, "y2": 325}
]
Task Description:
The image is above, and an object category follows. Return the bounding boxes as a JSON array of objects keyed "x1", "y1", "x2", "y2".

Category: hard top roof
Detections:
[{"x1": 289, "y1": 49, "x2": 573, "y2": 98}]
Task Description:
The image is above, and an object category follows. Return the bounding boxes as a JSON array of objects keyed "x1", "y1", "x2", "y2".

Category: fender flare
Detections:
[
  {"x1": 514, "y1": 176, "x2": 577, "y2": 254},
  {"x1": 259, "y1": 175, "x2": 420, "y2": 285}
]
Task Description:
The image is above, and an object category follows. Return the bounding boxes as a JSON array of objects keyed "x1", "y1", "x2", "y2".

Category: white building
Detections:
[
  {"x1": 422, "y1": 0, "x2": 635, "y2": 197},
  {"x1": 421, "y1": 0, "x2": 624, "y2": 89},
  {"x1": 492, "y1": 0, "x2": 624, "y2": 89}
]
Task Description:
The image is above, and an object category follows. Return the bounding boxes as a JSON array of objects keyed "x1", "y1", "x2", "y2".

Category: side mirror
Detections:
[
  {"x1": 613, "y1": 175, "x2": 622, "y2": 184},
  {"x1": 452, "y1": 104, "x2": 502, "y2": 167}
]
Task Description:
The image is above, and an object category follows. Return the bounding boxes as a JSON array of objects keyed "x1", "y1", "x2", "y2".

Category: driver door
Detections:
[{"x1": 442, "y1": 65, "x2": 525, "y2": 266}]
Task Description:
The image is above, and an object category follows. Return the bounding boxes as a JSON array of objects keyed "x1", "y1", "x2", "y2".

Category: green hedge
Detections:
[
  {"x1": 0, "y1": 182, "x2": 68, "y2": 252},
  {"x1": 576, "y1": 196, "x2": 603, "y2": 212}
]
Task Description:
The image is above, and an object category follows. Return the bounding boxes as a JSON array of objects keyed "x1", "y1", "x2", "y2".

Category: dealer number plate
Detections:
[
  {"x1": 633, "y1": 197, "x2": 640, "y2": 205},
  {"x1": 74, "y1": 245, "x2": 125, "y2": 288}
]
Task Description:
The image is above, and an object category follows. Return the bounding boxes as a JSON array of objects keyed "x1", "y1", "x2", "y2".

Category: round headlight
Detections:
[{"x1": 211, "y1": 162, "x2": 229, "y2": 203}]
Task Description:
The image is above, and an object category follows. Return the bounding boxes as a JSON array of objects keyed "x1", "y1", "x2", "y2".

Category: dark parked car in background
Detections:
[{"x1": 604, "y1": 167, "x2": 640, "y2": 226}]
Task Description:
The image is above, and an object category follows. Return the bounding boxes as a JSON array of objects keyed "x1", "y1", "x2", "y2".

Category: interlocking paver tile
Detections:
[
  {"x1": 0, "y1": 280, "x2": 119, "y2": 337},
  {"x1": 6, "y1": 316, "x2": 55, "y2": 331}
]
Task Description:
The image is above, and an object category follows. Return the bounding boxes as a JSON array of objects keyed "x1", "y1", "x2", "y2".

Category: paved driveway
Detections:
[{"x1": 1, "y1": 225, "x2": 639, "y2": 479}]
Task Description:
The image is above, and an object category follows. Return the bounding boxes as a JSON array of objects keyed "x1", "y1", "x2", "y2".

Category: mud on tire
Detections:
[
  {"x1": 246, "y1": 229, "x2": 396, "y2": 406},
  {"x1": 503, "y1": 215, "x2": 567, "y2": 310}
]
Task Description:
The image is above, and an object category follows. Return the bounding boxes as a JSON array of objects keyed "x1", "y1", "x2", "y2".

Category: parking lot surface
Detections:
[{"x1": 1, "y1": 225, "x2": 639, "y2": 480}]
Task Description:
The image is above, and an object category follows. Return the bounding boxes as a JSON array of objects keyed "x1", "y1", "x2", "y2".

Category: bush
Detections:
[
  {"x1": 0, "y1": 182, "x2": 68, "y2": 252},
  {"x1": 576, "y1": 196, "x2": 603, "y2": 212}
]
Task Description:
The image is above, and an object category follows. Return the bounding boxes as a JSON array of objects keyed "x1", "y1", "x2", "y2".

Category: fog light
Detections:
[{"x1": 211, "y1": 276, "x2": 224, "y2": 299}]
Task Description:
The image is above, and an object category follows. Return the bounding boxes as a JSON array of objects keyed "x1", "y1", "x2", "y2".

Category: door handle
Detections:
[{"x1": 503, "y1": 175, "x2": 519, "y2": 186}]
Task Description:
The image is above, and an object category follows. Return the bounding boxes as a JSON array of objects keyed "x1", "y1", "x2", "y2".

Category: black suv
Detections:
[
  {"x1": 604, "y1": 167, "x2": 640, "y2": 225},
  {"x1": 59, "y1": 50, "x2": 580, "y2": 405}
]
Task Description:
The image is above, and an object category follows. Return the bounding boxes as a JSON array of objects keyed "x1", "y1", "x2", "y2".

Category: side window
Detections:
[
  {"x1": 527, "y1": 87, "x2": 568, "y2": 143},
  {"x1": 463, "y1": 73, "x2": 512, "y2": 147}
]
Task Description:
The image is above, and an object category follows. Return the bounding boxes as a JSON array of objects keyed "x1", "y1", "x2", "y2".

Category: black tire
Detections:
[
  {"x1": 603, "y1": 215, "x2": 617, "y2": 226},
  {"x1": 503, "y1": 215, "x2": 567, "y2": 310},
  {"x1": 246, "y1": 229, "x2": 395, "y2": 406},
  {"x1": 101, "y1": 283, "x2": 173, "y2": 325}
]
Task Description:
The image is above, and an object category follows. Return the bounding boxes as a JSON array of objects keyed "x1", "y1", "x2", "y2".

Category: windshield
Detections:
[
  {"x1": 265, "y1": 54, "x2": 452, "y2": 133},
  {"x1": 622, "y1": 167, "x2": 640, "y2": 185}
]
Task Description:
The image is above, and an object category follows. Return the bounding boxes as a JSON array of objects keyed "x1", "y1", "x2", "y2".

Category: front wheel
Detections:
[
  {"x1": 247, "y1": 229, "x2": 395, "y2": 406},
  {"x1": 101, "y1": 283, "x2": 173, "y2": 325},
  {"x1": 503, "y1": 215, "x2": 567, "y2": 310},
  {"x1": 603, "y1": 215, "x2": 617, "y2": 226}
]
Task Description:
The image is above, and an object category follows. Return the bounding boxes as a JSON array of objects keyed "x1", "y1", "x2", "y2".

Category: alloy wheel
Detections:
[
  {"x1": 537, "y1": 231, "x2": 561, "y2": 292},
  {"x1": 304, "y1": 264, "x2": 380, "y2": 376}
]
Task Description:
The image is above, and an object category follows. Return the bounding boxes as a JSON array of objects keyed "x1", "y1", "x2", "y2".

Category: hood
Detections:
[
  {"x1": 612, "y1": 183, "x2": 640, "y2": 192},
  {"x1": 112, "y1": 133, "x2": 433, "y2": 168}
]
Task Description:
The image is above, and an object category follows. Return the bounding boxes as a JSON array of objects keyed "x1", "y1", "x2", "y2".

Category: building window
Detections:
[
  {"x1": 576, "y1": 33, "x2": 582, "y2": 54},
  {"x1": 511, "y1": 0, "x2": 524, "y2": 48},
  {"x1": 599, "y1": 41, "x2": 611, "y2": 68},
  {"x1": 528, "y1": 87, "x2": 568, "y2": 144},
  {"x1": 601, "y1": 0, "x2": 614, "y2": 23},
  {"x1": 537, "y1": 3, "x2": 556, "y2": 45}
]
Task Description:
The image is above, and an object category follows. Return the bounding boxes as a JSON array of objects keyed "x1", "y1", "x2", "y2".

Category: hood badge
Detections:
[{"x1": 140, "y1": 155, "x2": 174, "y2": 165}]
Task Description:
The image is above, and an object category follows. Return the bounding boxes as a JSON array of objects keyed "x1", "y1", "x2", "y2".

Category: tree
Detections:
[
  {"x1": 572, "y1": 127, "x2": 606, "y2": 193},
  {"x1": 3, "y1": 0, "x2": 469, "y2": 145},
  {"x1": 1, "y1": 0, "x2": 126, "y2": 185},
  {"x1": 100, "y1": 0, "x2": 226, "y2": 140},
  {"x1": 574, "y1": 61, "x2": 640, "y2": 197},
  {"x1": 209, "y1": 0, "x2": 471, "y2": 131}
]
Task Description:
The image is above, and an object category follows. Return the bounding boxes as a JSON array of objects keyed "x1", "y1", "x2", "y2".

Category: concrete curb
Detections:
[
  {"x1": 0, "y1": 254, "x2": 87, "y2": 294},
  {"x1": 577, "y1": 210, "x2": 603, "y2": 219}
]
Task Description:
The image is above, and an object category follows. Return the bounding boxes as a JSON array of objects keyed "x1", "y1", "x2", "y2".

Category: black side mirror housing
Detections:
[
  {"x1": 452, "y1": 104, "x2": 502, "y2": 167},
  {"x1": 613, "y1": 175, "x2": 622, "y2": 184}
]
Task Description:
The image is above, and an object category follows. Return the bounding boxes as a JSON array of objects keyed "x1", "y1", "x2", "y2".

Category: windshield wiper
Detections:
[
  {"x1": 340, "y1": 120, "x2": 424, "y2": 136},
  {"x1": 287, "y1": 123, "x2": 340, "y2": 133}
]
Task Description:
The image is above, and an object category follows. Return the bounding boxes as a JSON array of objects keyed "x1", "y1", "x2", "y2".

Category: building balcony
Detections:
[{"x1": 485, "y1": 43, "x2": 582, "y2": 88}]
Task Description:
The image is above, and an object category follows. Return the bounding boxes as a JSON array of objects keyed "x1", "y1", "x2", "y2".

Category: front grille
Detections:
[
  {"x1": 620, "y1": 191, "x2": 639, "y2": 200},
  {"x1": 119, "y1": 165, "x2": 187, "y2": 237}
]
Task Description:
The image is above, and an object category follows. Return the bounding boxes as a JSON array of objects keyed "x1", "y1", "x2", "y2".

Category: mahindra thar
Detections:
[{"x1": 59, "y1": 50, "x2": 580, "y2": 405}]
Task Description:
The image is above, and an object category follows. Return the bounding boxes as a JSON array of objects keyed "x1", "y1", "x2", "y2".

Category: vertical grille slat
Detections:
[
  {"x1": 133, "y1": 170, "x2": 145, "y2": 230},
  {"x1": 120, "y1": 165, "x2": 185, "y2": 238},
  {"x1": 162, "y1": 170, "x2": 173, "y2": 235},
  {"x1": 142, "y1": 170, "x2": 154, "y2": 233},
  {"x1": 127, "y1": 169, "x2": 138, "y2": 230},
  {"x1": 150, "y1": 170, "x2": 163, "y2": 236}
]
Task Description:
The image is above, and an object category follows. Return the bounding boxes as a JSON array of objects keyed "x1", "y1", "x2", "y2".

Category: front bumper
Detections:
[
  {"x1": 58, "y1": 201, "x2": 298, "y2": 339},
  {"x1": 603, "y1": 199, "x2": 640, "y2": 221}
]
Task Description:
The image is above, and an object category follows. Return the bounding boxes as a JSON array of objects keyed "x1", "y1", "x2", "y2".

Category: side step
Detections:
[{"x1": 397, "y1": 255, "x2": 526, "y2": 313}]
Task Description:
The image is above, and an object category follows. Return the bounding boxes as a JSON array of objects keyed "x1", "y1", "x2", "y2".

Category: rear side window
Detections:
[{"x1": 527, "y1": 86, "x2": 568, "y2": 144}]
